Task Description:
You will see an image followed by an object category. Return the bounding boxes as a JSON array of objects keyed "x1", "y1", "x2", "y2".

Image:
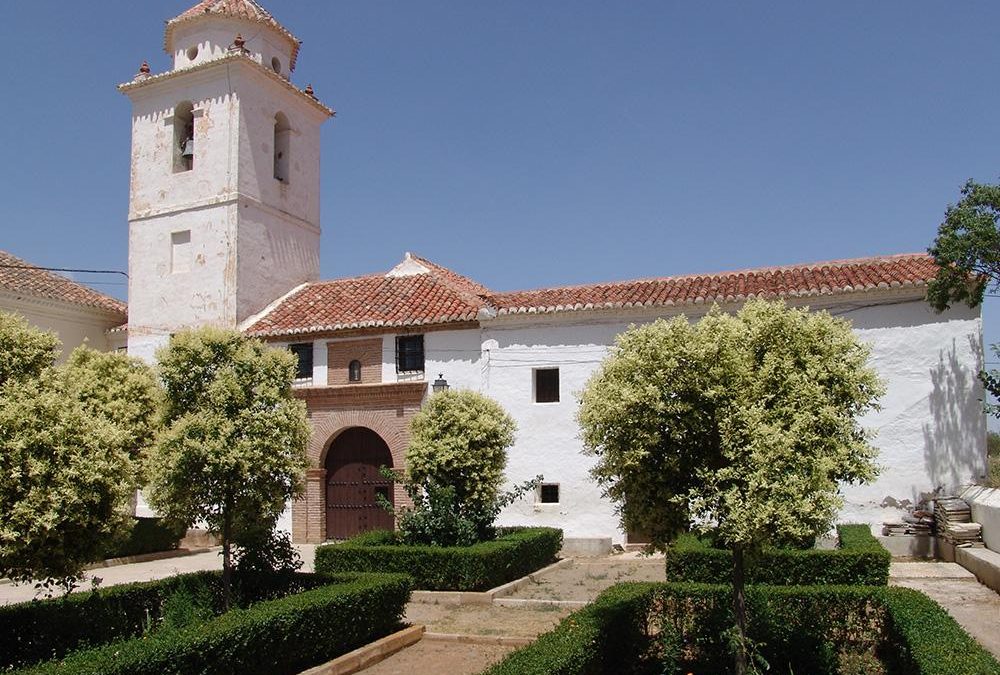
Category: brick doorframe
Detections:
[{"x1": 292, "y1": 382, "x2": 427, "y2": 543}]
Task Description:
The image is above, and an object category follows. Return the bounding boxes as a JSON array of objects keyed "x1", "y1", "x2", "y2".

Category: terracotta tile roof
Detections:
[
  {"x1": 492, "y1": 253, "x2": 937, "y2": 315},
  {"x1": 0, "y1": 250, "x2": 127, "y2": 316},
  {"x1": 245, "y1": 253, "x2": 937, "y2": 338},
  {"x1": 166, "y1": 0, "x2": 301, "y2": 71},
  {"x1": 244, "y1": 255, "x2": 491, "y2": 337}
]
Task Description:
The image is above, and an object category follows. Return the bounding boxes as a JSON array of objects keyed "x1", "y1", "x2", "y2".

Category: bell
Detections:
[{"x1": 181, "y1": 138, "x2": 194, "y2": 158}]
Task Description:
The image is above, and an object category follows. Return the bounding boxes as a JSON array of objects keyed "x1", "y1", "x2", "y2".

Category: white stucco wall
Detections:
[
  {"x1": 0, "y1": 293, "x2": 124, "y2": 358},
  {"x1": 169, "y1": 18, "x2": 296, "y2": 79},
  {"x1": 123, "y1": 53, "x2": 327, "y2": 361},
  {"x1": 284, "y1": 292, "x2": 985, "y2": 544}
]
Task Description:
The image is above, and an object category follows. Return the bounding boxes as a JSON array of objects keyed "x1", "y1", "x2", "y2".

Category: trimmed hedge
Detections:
[
  {"x1": 10, "y1": 573, "x2": 411, "y2": 675},
  {"x1": 481, "y1": 582, "x2": 654, "y2": 675},
  {"x1": 664, "y1": 524, "x2": 890, "y2": 586},
  {"x1": 104, "y1": 517, "x2": 186, "y2": 559},
  {"x1": 0, "y1": 572, "x2": 344, "y2": 671},
  {"x1": 314, "y1": 527, "x2": 562, "y2": 591},
  {"x1": 483, "y1": 582, "x2": 1000, "y2": 675}
]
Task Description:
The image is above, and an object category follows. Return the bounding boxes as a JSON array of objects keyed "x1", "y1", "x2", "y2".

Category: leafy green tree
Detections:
[
  {"x1": 404, "y1": 389, "x2": 517, "y2": 539},
  {"x1": 0, "y1": 316, "x2": 158, "y2": 590},
  {"x1": 147, "y1": 328, "x2": 309, "y2": 607},
  {"x1": 60, "y1": 346, "x2": 161, "y2": 465},
  {"x1": 578, "y1": 300, "x2": 883, "y2": 674},
  {"x1": 0, "y1": 311, "x2": 59, "y2": 386},
  {"x1": 926, "y1": 180, "x2": 1000, "y2": 312}
]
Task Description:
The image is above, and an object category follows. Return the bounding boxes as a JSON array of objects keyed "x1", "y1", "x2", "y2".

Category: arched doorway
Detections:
[{"x1": 324, "y1": 427, "x2": 395, "y2": 540}]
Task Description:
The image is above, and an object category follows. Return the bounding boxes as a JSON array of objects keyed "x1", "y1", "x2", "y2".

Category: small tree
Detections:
[
  {"x1": 926, "y1": 180, "x2": 1000, "y2": 452},
  {"x1": 0, "y1": 314, "x2": 157, "y2": 590},
  {"x1": 926, "y1": 179, "x2": 1000, "y2": 312},
  {"x1": 579, "y1": 300, "x2": 883, "y2": 674},
  {"x1": 60, "y1": 346, "x2": 161, "y2": 465},
  {"x1": 147, "y1": 328, "x2": 309, "y2": 608},
  {"x1": 0, "y1": 311, "x2": 59, "y2": 386},
  {"x1": 402, "y1": 389, "x2": 519, "y2": 543}
]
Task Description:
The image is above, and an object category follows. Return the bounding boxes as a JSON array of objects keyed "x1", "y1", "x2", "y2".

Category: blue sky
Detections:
[{"x1": 0, "y1": 1, "x2": 997, "y2": 416}]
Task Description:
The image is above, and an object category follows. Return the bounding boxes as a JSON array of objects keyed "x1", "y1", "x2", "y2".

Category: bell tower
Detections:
[{"x1": 120, "y1": 0, "x2": 333, "y2": 362}]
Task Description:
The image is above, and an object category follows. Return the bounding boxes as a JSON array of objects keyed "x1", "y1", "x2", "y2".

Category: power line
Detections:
[{"x1": 0, "y1": 263, "x2": 128, "y2": 278}]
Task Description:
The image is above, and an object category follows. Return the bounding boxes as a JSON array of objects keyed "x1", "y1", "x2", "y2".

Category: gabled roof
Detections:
[
  {"x1": 0, "y1": 250, "x2": 127, "y2": 316},
  {"x1": 165, "y1": 0, "x2": 301, "y2": 71},
  {"x1": 243, "y1": 253, "x2": 491, "y2": 337},
  {"x1": 491, "y1": 254, "x2": 937, "y2": 315},
  {"x1": 244, "y1": 252, "x2": 939, "y2": 339}
]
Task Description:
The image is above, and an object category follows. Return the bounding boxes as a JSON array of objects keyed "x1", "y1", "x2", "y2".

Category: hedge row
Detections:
[
  {"x1": 12, "y1": 573, "x2": 411, "y2": 675},
  {"x1": 485, "y1": 582, "x2": 1000, "y2": 675},
  {"x1": 314, "y1": 526, "x2": 563, "y2": 591},
  {"x1": 664, "y1": 524, "x2": 890, "y2": 586},
  {"x1": 104, "y1": 517, "x2": 186, "y2": 559},
  {"x1": 0, "y1": 571, "x2": 332, "y2": 671},
  {"x1": 481, "y1": 582, "x2": 654, "y2": 675}
]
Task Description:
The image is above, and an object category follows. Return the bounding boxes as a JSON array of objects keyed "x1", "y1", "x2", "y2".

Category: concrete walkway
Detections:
[
  {"x1": 890, "y1": 561, "x2": 1000, "y2": 659},
  {"x1": 0, "y1": 545, "x2": 319, "y2": 605}
]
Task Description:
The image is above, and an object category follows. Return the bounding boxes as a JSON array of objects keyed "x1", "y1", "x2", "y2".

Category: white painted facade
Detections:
[
  {"x1": 121, "y1": 14, "x2": 331, "y2": 363},
  {"x1": 278, "y1": 291, "x2": 985, "y2": 543},
  {"x1": 0, "y1": 291, "x2": 125, "y2": 358}
]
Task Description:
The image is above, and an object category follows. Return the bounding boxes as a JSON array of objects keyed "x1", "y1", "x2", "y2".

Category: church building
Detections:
[{"x1": 120, "y1": 0, "x2": 987, "y2": 547}]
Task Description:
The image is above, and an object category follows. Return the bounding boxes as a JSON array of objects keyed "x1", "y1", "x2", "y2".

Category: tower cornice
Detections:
[{"x1": 118, "y1": 52, "x2": 333, "y2": 118}]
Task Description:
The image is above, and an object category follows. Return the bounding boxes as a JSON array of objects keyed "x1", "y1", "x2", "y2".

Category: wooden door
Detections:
[{"x1": 325, "y1": 427, "x2": 394, "y2": 540}]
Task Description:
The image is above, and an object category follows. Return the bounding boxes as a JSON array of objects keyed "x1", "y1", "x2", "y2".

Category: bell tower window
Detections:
[
  {"x1": 173, "y1": 101, "x2": 195, "y2": 173},
  {"x1": 274, "y1": 112, "x2": 290, "y2": 183}
]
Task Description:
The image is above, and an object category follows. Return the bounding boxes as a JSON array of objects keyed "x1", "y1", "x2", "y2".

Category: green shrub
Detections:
[
  {"x1": 104, "y1": 517, "x2": 186, "y2": 559},
  {"x1": 664, "y1": 524, "x2": 890, "y2": 586},
  {"x1": 10, "y1": 573, "x2": 410, "y2": 675},
  {"x1": 482, "y1": 583, "x2": 653, "y2": 675},
  {"x1": 485, "y1": 582, "x2": 1000, "y2": 675},
  {"x1": 314, "y1": 527, "x2": 562, "y2": 591},
  {"x1": 0, "y1": 571, "x2": 330, "y2": 671}
]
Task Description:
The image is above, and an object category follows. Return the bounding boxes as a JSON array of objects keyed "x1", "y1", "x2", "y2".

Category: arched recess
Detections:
[
  {"x1": 323, "y1": 427, "x2": 394, "y2": 540},
  {"x1": 273, "y1": 112, "x2": 291, "y2": 182}
]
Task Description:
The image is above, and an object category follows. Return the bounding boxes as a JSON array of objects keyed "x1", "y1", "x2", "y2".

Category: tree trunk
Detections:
[
  {"x1": 732, "y1": 545, "x2": 748, "y2": 675},
  {"x1": 221, "y1": 505, "x2": 233, "y2": 612}
]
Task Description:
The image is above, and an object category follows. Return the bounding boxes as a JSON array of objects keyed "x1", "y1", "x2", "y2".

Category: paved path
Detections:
[
  {"x1": 0, "y1": 545, "x2": 319, "y2": 605},
  {"x1": 890, "y1": 561, "x2": 1000, "y2": 659}
]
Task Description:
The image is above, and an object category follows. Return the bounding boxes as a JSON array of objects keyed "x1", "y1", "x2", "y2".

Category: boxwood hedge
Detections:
[
  {"x1": 483, "y1": 582, "x2": 1000, "y2": 675},
  {"x1": 103, "y1": 517, "x2": 186, "y2": 559},
  {"x1": 314, "y1": 526, "x2": 562, "y2": 591},
  {"x1": 1, "y1": 572, "x2": 407, "y2": 674},
  {"x1": 664, "y1": 523, "x2": 890, "y2": 586}
]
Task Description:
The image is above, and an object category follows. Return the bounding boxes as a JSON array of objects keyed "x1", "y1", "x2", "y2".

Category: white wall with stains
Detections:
[
  {"x1": 354, "y1": 292, "x2": 986, "y2": 544},
  {"x1": 123, "y1": 28, "x2": 328, "y2": 361}
]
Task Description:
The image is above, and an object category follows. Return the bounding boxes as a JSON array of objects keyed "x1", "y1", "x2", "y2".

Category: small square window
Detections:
[
  {"x1": 539, "y1": 484, "x2": 560, "y2": 504},
  {"x1": 289, "y1": 343, "x2": 313, "y2": 380},
  {"x1": 534, "y1": 368, "x2": 559, "y2": 403},
  {"x1": 396, "y1": 335, "x2": 424, "y2": 373},
  {"x1": 170, "y1": 230, "x2": 191, "y2": 274}
]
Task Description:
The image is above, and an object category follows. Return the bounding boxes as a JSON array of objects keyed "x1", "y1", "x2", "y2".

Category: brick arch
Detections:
[
  {"x1": 291, "y1": 382, "x2": 427, "y2": 543},
  {"x1": 308, "y1": 411, "x2": 407, "y2": 470}
]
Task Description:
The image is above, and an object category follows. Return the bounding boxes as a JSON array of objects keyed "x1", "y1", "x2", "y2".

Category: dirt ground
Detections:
[
  {"x1": 508, "y1": 555, "x2": 666, "y2": 601},
  {"x1": 406, "y1": 601, "x2": 572, "y2": 637},
  {"x1": 359, "y1": 640, "x2": 516, "y2": 675}
]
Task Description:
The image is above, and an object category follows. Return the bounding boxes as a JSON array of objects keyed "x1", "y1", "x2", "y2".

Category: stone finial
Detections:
[
  {"x1": 305, "y1": 84, "x2": 316, "y2": 99},
  {"x1": 135, "y1": 61, "x2": 151, "y2": 80},
  {"x1": 228, "y1": 33, "x2": 249, "y2": 55}
]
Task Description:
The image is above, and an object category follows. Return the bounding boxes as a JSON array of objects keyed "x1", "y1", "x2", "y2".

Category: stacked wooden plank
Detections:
[{"x1": 934, "y1": 497, "x2": 983, "y2": 547}]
